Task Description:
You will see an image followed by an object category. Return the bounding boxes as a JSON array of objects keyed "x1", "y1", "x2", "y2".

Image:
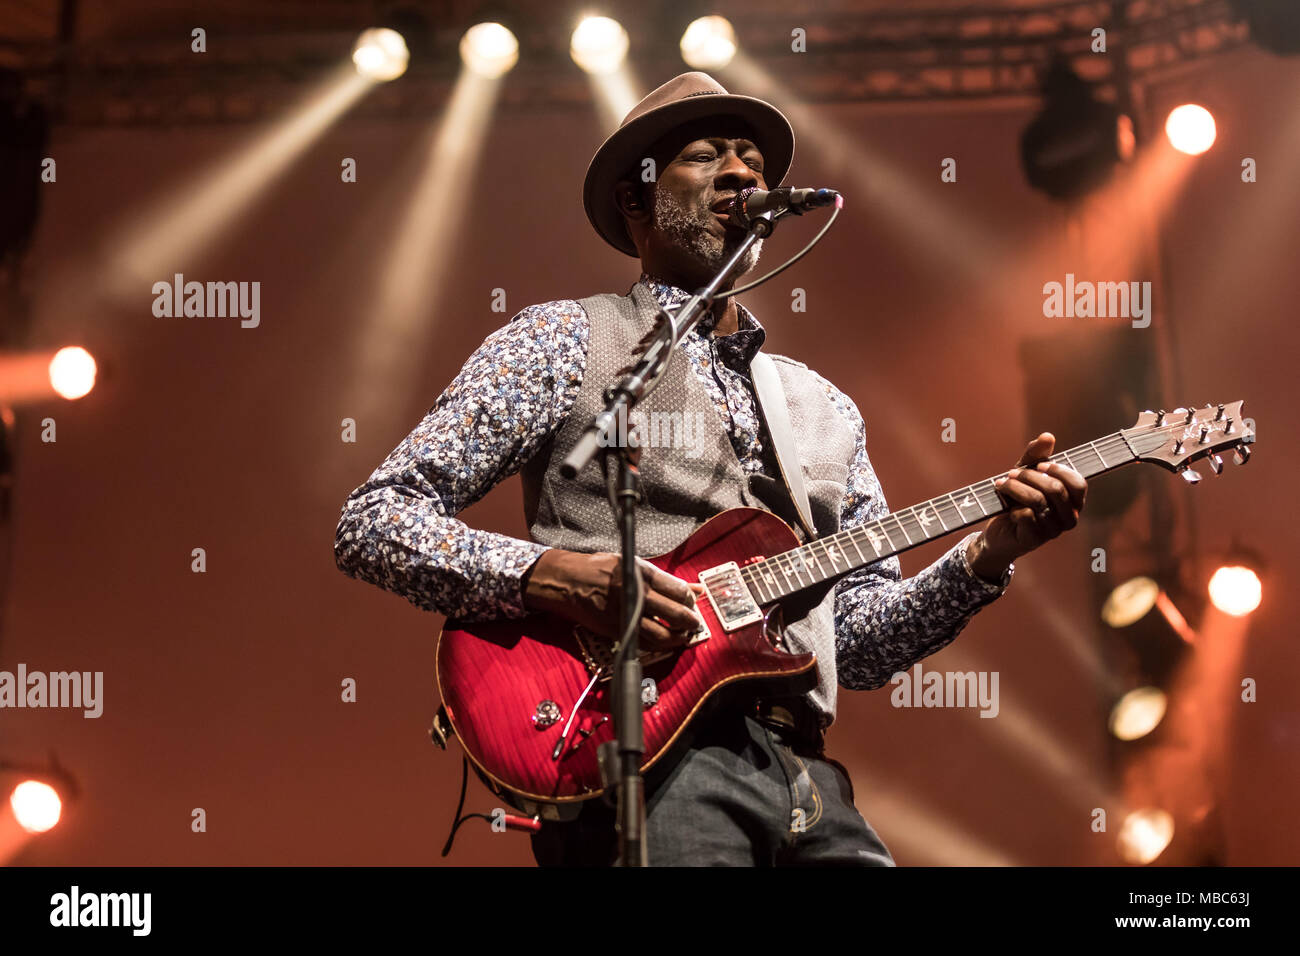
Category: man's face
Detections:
[{"x1": 636, "y1": 119, "x2": 768, "y2": 281}]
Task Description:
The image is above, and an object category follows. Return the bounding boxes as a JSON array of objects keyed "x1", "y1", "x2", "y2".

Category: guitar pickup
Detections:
[{"x1": 699, "y1": 561, "x2": 763, "y2": 632}]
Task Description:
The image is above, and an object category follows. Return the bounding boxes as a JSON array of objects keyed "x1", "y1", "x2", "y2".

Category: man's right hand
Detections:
[{"x1": 523, "y1": 550, "x2": 707, "y2": 651}]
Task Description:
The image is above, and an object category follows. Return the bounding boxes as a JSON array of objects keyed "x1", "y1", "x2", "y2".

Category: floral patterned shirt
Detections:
[{"x1": 335, "y1": 273, "x2": 1010, "y2": 700}]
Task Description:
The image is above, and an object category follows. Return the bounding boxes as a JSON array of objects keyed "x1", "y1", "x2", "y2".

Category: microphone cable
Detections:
[{"x1": 715, "y1": 192, "x2": 844, "y2": 301}]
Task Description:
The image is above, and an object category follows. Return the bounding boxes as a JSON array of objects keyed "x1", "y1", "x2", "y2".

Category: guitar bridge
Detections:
[{"x1": 699, "y1": 561, "x2": 763, "y2": 632}]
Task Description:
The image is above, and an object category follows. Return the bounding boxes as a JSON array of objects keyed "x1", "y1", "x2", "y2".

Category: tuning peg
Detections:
[
  {"x1": 1180, "y1": 467, "x2": 1202, "y2": 484},
  {"x1": 1199, "y1": 425, "x2": 1209, "y2": 444},
  {"x1": 1209, "y1": 454, "x2": 1223, "y2": 475},
  {"x1": 1155, "y1": 409, "x2": 1166, "y2": 426},
  {"x1": 1215, "y1": 403, "x2": 1225, "y2": 421},
  {"x1": 1184, "y1": 407, "x2": 1195, "y2": 423},
  {"x1": 1233, "y1": 444, "x2": 1251, "y2": 465}
]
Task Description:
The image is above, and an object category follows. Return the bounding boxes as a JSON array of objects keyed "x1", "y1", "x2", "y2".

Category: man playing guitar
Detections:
[{"x1": 335, "y1": 72, "x2": 1089, "y2": 865}]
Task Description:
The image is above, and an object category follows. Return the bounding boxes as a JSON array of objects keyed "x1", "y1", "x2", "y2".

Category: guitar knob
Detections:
[
  {"x1": 1199, "y1": 426, "x2": 1209, "y2": 444},
  {"x1": 640, "y1": 677, "x2": 659, "y2": 709},
  {"x1": 1209, "y1": 454, "x2": 1223, "y2": 475},
  {"x1": 532, "y1": 700, "x2": 562, "y2": 729},
  {"x1": 1180, "y1": 467, "x2": 1201, "y2": 484},
  {"x1": 1184, "y1": 407, "x2": 1195, "y2": 423},
  {"x1": 1215, "y1": 403, "x2": 1225, "y2": 421},
  {"x1": 1154, "y1": 409, "x2": 1166, "y2": 426},
  {"x1": 1233, "y1": 444, "x2": 1251, "y2": 465}
]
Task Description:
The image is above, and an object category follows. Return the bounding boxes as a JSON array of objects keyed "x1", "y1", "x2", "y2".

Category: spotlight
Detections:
[
  {"x1": 1020, "y1": 58, "x2": 1132, "y2": 200},
  {"x1": 48, "y1": 346, "x2": 96, "y2": 400},
  {"x1": 1102, "y1": 576, "x2": 1195, "y2": 687},
  {"x1": 1208, "y1": 565, "x2": 1262, "y2": 617},
  {"x1": 680, "y1": 16, "x2": 737, "y2": 70},
  {"x1": 1109, "y1": 686, "x2": 1168, "y2": 741},
  {"x1": 1102, "y1": 576, "x2": 1196, "y2": 644},
  {"x1": 571, "y1": 16, "x2": 629, "y2": 75},
  {"x1": 352, "y1": 28, "x2": 410, "y2": 82},
  {"x1": 1117, "y1": 807, "x2": 1175, "y2": 864},
  {"x1": 1165, "y1": 104, "x2": 1216, "y2": 156},
  {"x1": 460, "y1": 22, "x2": 519, "y2": 78},
  {"x1": 9, "y1": 779, "x2": 62, "y2": 833}
]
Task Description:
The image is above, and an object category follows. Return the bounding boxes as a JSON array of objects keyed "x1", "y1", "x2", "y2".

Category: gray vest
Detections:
[{"x1": 521, "y1": 283, "x2": 858, "y2": 724}]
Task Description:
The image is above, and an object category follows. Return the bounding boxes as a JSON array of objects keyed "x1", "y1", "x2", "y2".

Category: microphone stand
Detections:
[{"x1": 559, "y1": 209, "x2": 776, "y2": 867}]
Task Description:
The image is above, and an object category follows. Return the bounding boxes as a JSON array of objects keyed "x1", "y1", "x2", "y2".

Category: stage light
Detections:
[
  {"x1": 9, "y1": 780, "x2": 62, "y2": 833},
  {"x1": 1101, "y1": 576, "x2": 1160, "y2": 628},
  {"x1": 352, "y1": 28, "x2": 410, "y2": 82},
  {"x1": 1109, "y1": 687, "x2": 1168, "y2": 741},
  {"x1": 1165, "y1": 104, "x2": 1216, "y2": 155},
  {"x1": 680, "y1": 16, "x2": 737, "y2": 70},
  {"x1": 571, "y1": 16, "x2": 629, "y2": 74},
  {"x1": 1208, "y1": 565, "x2": 1262, "y2": 617},
  {"x1": 1117, "y1": 808, "x2": 1175, "y2": 864},
  {"x1": 1020, "y1": 58, "x2": 1131, "y2": 200},
  {"x1": 48, "y1": 346, "x2": 96, "y2": 400},
  {"x1": 460, "y1": 22, "x2": 519, "y2": 79}
]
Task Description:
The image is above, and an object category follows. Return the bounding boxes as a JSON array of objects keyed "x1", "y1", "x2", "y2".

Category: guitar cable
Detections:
[{"x1": 441, "y1": 756, "x2": 541, "y2": 858}]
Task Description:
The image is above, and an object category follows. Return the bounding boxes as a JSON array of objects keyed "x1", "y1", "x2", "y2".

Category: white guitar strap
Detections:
[{"x1": 750, "y1": 352, "x2": 818, "y2": 542}]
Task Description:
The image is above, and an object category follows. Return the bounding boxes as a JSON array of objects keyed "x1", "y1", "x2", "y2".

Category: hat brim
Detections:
[{"x1": 583, "y1": 92, "x2": 795, "y2": 257}]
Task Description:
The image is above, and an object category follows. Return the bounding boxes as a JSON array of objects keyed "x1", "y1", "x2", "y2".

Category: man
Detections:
[{"x1": 334, "y1": 72, "x2": 1087, "y2": 866}]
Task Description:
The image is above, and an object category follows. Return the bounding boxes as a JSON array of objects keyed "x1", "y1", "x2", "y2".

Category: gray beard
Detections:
[{"x1": 653, "y1": 188, "x2": 762, "y2": 278}]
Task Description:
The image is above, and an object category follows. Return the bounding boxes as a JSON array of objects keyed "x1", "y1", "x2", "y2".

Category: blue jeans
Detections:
[{"x1": 529, "y1": 703, "x2": 896, "y2": 866}]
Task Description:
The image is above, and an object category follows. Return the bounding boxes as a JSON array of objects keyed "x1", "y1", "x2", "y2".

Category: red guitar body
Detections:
[{"x1": 435, "y1": 507, "x2": 817, "y2": 805}]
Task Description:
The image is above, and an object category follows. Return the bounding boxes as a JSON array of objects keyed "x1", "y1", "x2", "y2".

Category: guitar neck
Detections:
[{"x1": 740, "y1": 430, "x2": 1137, "y2": 604}]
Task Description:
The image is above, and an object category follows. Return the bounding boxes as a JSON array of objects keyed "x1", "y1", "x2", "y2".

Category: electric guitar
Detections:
[{"x1": 435, "y1": 403, "x2": 1255, "y2": 806}]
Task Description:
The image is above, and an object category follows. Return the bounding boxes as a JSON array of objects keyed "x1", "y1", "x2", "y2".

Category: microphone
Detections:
[{"x1": 727, "y1": 186, "x2": 840, "y2": 229}]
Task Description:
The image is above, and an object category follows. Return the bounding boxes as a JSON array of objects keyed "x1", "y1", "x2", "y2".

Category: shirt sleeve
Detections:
[
  {"x1": 825, "y1": 381, "x2": 1012, "y2": 691},
  {"x1": 334, "y1": 301, "x2": 587, "y2": 621}
]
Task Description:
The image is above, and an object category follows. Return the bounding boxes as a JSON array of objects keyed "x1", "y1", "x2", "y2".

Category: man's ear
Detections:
[{"x1": 614, "y1": 180, "x2": 651, "y2": 222}]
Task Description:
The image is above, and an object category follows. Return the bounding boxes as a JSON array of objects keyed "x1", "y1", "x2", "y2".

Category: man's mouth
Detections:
[{"x1": 710, "y1": 196, "x2": 737, "y2": 223}]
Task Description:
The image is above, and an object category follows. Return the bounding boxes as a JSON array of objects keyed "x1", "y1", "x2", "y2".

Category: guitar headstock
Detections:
[{"x1": 1123, "y1": 402, "x2": 1255, "y2": 482}]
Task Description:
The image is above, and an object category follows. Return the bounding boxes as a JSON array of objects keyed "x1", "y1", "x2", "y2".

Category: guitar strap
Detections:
[{"x1": 750, "y1": 352, "x2": 818, "y2": 542}]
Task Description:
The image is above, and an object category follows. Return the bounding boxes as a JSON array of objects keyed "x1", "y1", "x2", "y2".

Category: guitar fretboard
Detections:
[{"x1": 740, "y1": 430, "x2": 1139, "y2": 604}]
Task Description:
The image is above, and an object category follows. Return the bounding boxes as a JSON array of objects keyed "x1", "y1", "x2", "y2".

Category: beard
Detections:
[{"x1": 652, "y1": 187, "x2": 762, "y2": 278}]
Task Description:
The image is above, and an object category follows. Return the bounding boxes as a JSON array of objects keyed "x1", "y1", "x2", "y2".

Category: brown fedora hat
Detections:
[{"x1": 583, "y1": 71, "x2": 795, "y2": 257}]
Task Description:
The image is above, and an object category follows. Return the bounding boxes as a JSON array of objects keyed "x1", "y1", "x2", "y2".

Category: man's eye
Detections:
[
  {"x1": 746, "y1": 160, "x2": 764, "y2": 172},
  {"x1": 691, "y1": 152, "x2": 715, "y2": 162}
]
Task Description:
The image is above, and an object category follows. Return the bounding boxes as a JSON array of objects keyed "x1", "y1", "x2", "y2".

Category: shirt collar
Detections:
[{"x1": 635, "y1": 272, "x2": 766, "y2": 365}]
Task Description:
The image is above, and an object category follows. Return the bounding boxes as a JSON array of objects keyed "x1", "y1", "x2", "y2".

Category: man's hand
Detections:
[
  {"x1": 523, "y1": 549, "x2": 707, "y2": 650},
  {"x1": 966, "y1": 432, "x2": 1088, "y2": 581}
]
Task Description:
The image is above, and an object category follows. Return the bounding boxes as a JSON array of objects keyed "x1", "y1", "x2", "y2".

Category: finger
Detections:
[
  {"x1": 1014, "y1": 468, "x2": 1076, "y2": 529},
  {"x1": 636, "y1": 557, "x2": 697, "y2": 607},
  {"x1": 639, "y1": 616, "x2": 695, "y2": 651},
  {"x1": 1036, "y1": 461, "x2": 1087, "y2": 511},
  {"x1": 1016, "y1": 432, "x2": 1056, "y2": 468},
  {"x1": 995, "y1": 473, "x2": 1050, "y2": 516},
  {"x1": 638, "y1": 616, "x2": 677, "y2": 650},
  {"x1": 641, "y1": 584, "x2": 705, "y2": 633}
]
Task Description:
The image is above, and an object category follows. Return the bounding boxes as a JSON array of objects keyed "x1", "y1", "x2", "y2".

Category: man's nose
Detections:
[{"x1": 715, "y1": 151, "x2": 761, "y2": 190}]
